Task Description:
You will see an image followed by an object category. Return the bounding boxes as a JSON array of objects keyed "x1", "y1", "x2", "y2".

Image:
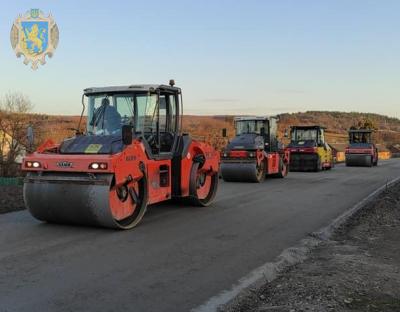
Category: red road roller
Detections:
[
  {"x1": 345, "y1": 128, "x2": 378, "y2": 167},
  {"x1": 22, "y1": 81, "x2": 219, "y2": 229},
  {"x1": 220, "y1": 116, "x2": 289, "y2": 182}
]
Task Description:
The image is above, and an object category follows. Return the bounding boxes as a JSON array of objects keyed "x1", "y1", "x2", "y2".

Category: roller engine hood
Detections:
[
  {"x1": 59, "y1": 135, "x2": 124, "y2": 155},
  {"x1": 226, "y1": 133, "x2": 264, "y2": 151},
  {"x1": 288, "y1": 140, "x2": 317, "y2": 148}
]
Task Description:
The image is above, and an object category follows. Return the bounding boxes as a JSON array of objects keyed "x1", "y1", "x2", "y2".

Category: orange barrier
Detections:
[
  {"x1": 336, "y1": 152, "x2": 346, "y2": 163},
  {"x1": 378, "y1": 151, "x2": 391, "y2": 160},
  {"x1": 336, "y1": 151, "x2": 392, "y2": 162}
]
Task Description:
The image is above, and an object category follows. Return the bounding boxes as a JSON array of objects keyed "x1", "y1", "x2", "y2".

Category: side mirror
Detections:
[
  {"x1": 222, "y1": 128, "x2": 227, "y2": 138},
  {"x1": 122, "y1": 125, "x2": 133, "y2": 145}
]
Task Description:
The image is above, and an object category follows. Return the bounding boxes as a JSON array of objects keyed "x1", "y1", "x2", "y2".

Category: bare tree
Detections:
[{"x1": 0, "y1": 92, "x2": 34, "y2": 176}]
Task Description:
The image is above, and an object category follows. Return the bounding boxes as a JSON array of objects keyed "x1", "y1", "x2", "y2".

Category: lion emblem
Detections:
[{"x1": 21, "y1": 23, "x2": 47, "y2": 55}]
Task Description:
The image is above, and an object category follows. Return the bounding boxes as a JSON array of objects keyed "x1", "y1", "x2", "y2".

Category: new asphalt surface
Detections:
[{"x1": 0, "y1": 159, "x2": 399, "y2": 312}]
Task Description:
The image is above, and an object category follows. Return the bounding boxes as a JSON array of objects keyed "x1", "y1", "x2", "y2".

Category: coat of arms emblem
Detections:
[{"x1": 10, "y1": 9, "x2": 59, "y2": 70}]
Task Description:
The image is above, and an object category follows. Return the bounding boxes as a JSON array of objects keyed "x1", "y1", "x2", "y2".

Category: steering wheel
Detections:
[
  {"x1": 121, "y1": 116, "x2": 132, "y2": 125},
  {"x1": 160, "y1": 132, "x2": 174, "y2": 148},
  {"x1": 147, "y1": 133, "x2": 158, "y2": 147},
  {"x1": 142, "y1": 127, "x2": 157, "y2": 148}
]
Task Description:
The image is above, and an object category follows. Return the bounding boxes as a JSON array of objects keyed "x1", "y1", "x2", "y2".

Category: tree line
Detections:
[{"x1": 0, "y1": 92, "x2": 41, "y2": 177}]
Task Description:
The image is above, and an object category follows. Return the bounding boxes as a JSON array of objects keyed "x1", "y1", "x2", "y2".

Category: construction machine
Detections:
[
  {"x1": 287, "y1": 125, "x2": 334, "y2": 171},
  {"x1": 220, "y1": 116, "x2": 289, "y2": 182},
  {"x1": 22, "y1": 81, "x2": 219, "y2": 229},
  {"x1": 345, "y1": 128, "x2": 378, "y2": 167}
]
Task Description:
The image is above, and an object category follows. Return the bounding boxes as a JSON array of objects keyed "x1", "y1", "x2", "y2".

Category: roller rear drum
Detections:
[{"x1": 189, "y1": 162, "x2": 219, "y2": 206}]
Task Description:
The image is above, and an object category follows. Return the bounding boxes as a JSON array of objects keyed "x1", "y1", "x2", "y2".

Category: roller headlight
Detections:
[
  {"x1": 89, "y1": 162, "x2": 108, "y2": 170},
  {"x1": 26, "y1": 161, "x2": 41, "y2": 168},
  {"x1": 91, "y1": 163, "x2": 99, "y2": 169}
]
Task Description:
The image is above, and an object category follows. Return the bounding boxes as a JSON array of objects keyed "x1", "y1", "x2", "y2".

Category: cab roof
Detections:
[
  {"x1": 234, "y1": 116, "x2": 276, "y2": 122},
  {"x1": 348, "y1": 129, "x2": 373, "y2": 133},
  {"x1": 290, "y1": 125, "x2": 326, "y2": 130},
  {"x1": 83, "y1": 84, "x2": 180, "y2": 95}
]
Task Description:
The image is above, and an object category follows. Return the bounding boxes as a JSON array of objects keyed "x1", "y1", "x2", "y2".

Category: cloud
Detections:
[
  {"x1": 201, "y1": 98, "x2": 240, "y2": 103},
  {"x1": 275, "y1": 89, "x2": 305, "y2": 94},
  {"x1": 185, "y1": 105, "x2": 299, "y2": 115}
]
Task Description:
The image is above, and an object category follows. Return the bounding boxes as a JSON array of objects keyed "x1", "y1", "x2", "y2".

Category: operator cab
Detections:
[
  {"x1": 348, "y1": 129, "x2": 373, "y2": 146},
  {"x1": 288, "y1": 125, "x2": 326, "y2": 148},
  {"x1": 60, "y1": 82, "x2": 182, "y2": 158},
  {"x1": 226, "y1": 116, "x2": 279, "y2": 152}
]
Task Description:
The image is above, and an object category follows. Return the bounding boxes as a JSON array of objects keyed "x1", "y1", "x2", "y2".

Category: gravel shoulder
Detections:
[
  {"x1": 225, "y1": 182, "x2": 400, "y2": 312},
  {"x1": 0, "y1": 186, "x2": 25, "y2": 214}
]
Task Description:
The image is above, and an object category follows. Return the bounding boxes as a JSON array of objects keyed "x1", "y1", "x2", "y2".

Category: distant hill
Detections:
[
  {"x1": 182, "y1": 112, "x2": 400, "y2": 149},
  {"x1": 278, "y1": 111, "x2": 400, "y2": 145},
  {"x1": 31, "y1": 111, "x2": 400, "y2": 151}
]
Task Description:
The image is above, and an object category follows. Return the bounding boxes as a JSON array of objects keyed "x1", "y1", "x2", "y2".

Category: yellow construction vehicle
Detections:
[{"x1": 286, "y1": 125, "x2": 334, "y2": 172}]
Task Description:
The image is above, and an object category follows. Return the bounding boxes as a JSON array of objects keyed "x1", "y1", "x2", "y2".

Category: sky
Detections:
[{"x1": 0, "y1": 0, "x2": 399, "y2": 117}]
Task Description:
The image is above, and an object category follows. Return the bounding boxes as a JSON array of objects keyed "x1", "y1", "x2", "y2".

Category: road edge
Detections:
[{"x1": 192, "y1": 176, "x2": 400, "y2": 312}]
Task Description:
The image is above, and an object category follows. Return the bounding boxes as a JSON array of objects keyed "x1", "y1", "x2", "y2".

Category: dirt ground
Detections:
[
  {"x1": 0, "y1": 186, "x2": 25, "y2": 214},
  {"x1": 225, "y1": 183, "x2": 400, "y2": 312}
]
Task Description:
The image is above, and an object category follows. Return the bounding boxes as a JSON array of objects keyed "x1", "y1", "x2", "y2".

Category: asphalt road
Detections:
[{"x1": 1, "y1": 159, "x2": 399, "y2": 312}]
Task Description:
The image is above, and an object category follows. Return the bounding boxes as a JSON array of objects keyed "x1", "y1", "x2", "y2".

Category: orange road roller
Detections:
[
  {"x1": 22, "y1": 81, "x2": 219, "y2": 229},
  {"x1": 220, "y1": 116, "x2": 289, "y2": 182}
]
